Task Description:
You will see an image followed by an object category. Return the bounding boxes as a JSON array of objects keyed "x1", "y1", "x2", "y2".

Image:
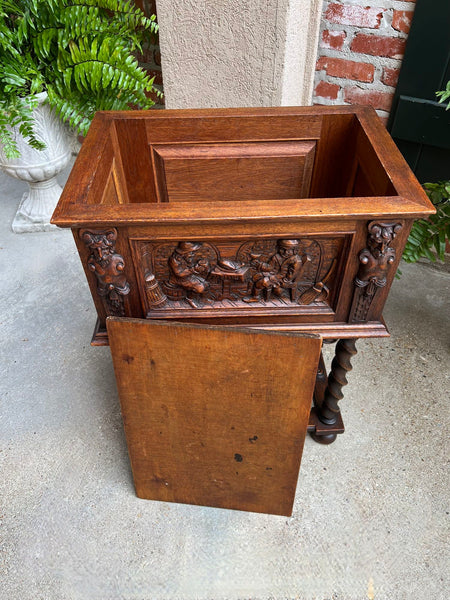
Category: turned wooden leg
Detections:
[{"x1": 311, "y1": 338, "x2": 357, "y2": 445}]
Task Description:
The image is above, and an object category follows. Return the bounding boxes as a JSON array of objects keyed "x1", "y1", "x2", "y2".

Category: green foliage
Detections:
[
  {"x1": 0, "y1": 0, "x2": 159, "y2": 158},
  {"x1": 436, "y1": 81, "x2": 450, "y2": 110},
  {"x1": 402, "y1": 181, "x2": 450, "y2": 264}
]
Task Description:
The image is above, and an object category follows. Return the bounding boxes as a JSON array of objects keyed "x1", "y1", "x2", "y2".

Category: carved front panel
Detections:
[{"x1": 131, "y1": 236, "x2": 348, "y2": 319}]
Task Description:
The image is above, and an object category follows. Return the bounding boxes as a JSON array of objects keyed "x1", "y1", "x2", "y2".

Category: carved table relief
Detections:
[
  {"x1": 134, "y1": 236, "x2": 345, "y2": 316},
  {"x1": 80, "y1": 228, "x2": 130, "y2": 316}
]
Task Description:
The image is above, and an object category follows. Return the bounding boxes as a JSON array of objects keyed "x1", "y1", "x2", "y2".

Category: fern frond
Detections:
[
  {"x1": 436, "y1": 81, "x2": 450, "y2": 110},
  {"x1": 0, "y1": 95, "x2": 46, "y2": 158},
  {"x1": 402, "y1": 182, "x2": 450, "y2": 264},
  {"x1": 0, "y1": 0, "x2": 159, "y2": 156},
  {"x1": 58, "y1": 36, "x2": 154, "y2": 98}
]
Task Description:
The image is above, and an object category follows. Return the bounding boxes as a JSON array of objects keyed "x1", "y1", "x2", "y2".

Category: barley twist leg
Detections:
[{"x1": 311, "y1": 338, "x2": 357, "y2": 444}]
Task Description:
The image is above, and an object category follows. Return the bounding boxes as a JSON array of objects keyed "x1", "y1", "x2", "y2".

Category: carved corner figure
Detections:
[
  {"x1": 80, "y1": 228, "x2": 130, "y2": 316},
  {"x1": 243, "y1": 239, "x2": 311, "y2": 303},
  {"x1": 165, "y1": 241, "x2": 211, "y2": 308},
  {"x1": 349, "y1": 221, "x2": 402, "y2": 323}
]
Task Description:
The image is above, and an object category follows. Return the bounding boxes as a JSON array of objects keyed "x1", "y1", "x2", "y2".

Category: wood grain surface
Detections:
[{"x1": 107, "y1": 318, "x2": 322, "y2": 515}]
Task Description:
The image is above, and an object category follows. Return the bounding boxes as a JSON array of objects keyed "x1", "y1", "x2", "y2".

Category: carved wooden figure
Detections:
[
  {"x1": 52, "y1": 106, "x2": 435, "y2": 453},
  {"x1": 80, "y1": 228, "x2": 130, "y2": 316},
  {"x1": 350, "y1": 222, "x2": 403, "y2": 323}
]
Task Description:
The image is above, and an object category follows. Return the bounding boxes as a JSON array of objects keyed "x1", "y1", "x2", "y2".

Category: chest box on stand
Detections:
[
  {"x1": 52, "y1": 106, "x2": 434, "y2": 488},
  {"x1": 52, "y1": 106, "x2": 433, "y2": 344}
]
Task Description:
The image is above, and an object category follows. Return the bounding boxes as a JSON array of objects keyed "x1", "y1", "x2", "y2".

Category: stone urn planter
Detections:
[{"x1": 0, "y1": 92, "x2": 72, "y2": 233}]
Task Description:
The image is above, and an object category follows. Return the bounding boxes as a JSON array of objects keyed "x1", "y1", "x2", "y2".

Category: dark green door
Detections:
[{"x1": 388, "y1": 0, "x2": 450, "y2": 183}]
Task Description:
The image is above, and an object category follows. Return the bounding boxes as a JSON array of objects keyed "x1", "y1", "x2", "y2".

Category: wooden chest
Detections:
[{"x1": 52, "y1": 106, "x2": 434, "y2": 344}]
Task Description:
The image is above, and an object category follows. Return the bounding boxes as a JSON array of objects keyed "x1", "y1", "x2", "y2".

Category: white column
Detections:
[{"x1": 156, "y1": 0, "x2": 324, "y2": 109}]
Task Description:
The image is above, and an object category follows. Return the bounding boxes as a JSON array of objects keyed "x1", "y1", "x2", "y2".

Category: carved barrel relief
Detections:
[
  {"x1": 349, "y1": 221, "x2": 403, "y2": 323},
  {"x1": 80, "y1": 228, "x2": 130, "y2": 316},
  {"x1": 135, "y1": 237, "x2": 345, "y2": 315}
]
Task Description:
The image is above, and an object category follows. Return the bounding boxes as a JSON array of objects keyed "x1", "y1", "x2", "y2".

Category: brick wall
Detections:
[{"x1": 313, "y1": 0, "x2": 416, "y2": 121}]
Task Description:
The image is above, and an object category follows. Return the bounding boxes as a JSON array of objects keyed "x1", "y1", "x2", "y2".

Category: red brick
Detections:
[
  {"x1": 316, "y1": 57, "x2": 374, "y2": 83},
  {"x1": 315, "y1": 81, "x2": 340, "y2": 100},
  {"x1": 321, "y1": 29, "x2": 346, "y2": 51},
  {"x1": 351, "y1": 34, "x2": 406, "y2": 59},
  {"x1": 325, "y1": 3, "x2": 383, "y2": 29},
  {"x1": 392, "y1": 10, "x2": 414, "y2": 34},
  {"x1": 136, "y1": 46, "x2": 161, "y2": 66},
  {"x1": 145, "y1": 67, "x2": 163, "y2": 86},
  {"x1": 381, "y1": 67, "x2": 400, "y2": 87},
  {"x1": 135, "y1": 0, "x2": 158, "y2": 17},
  {"x1": 344, "y1": 87, "x2": 394, "y2": 112}
]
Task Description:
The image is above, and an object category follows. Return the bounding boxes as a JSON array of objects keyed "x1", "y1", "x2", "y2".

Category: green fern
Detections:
[
  {"x1": 436, "y1": 81, "x2": 450, "y2": 110},
  {"x1": 402, "y1": 181, "x2": 450, "y2": 264},
  {"x1": 0, "y1": 0, "x2": 159, "y2": 158}
]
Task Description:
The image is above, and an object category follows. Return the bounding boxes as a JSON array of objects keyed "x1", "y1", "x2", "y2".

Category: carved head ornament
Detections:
[
  {"x1": 367, "y1": 222, "x2": 402, "y2": 256},
  {"x1": 80, "y1": 229, "x2": 117, "y2": 260}
]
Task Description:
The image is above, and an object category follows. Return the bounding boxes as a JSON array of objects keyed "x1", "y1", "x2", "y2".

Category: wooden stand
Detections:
[{"x1": 52, "y1": 107, "x2": 434, "y2": 456}]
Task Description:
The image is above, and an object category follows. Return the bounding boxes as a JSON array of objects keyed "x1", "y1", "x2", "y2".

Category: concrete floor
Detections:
[{"x1": 0, "y1": 168, "x2": 449, "y2": 600}]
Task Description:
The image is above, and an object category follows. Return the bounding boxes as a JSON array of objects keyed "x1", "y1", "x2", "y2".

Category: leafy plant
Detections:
[
  {"x1": 0, "y1": 0, "x2": 159, "y2": 158},
  {"x1": 436, "y1": 81, "x2": 450, "y2": 110},
  {"x1": 402, "y1": 181, "x2": 450, "y2": 264}
]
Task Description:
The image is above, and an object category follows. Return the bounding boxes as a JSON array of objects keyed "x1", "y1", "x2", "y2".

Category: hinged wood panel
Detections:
[{"x1": 107, "y1": 318, "x2": 322, "y2": 515}]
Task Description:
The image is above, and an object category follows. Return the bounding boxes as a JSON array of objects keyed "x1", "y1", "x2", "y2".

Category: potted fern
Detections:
[
  {"x1": 401, "y1": 85, "x2": 450, "y2": 267},
  {"x1": 402, "y1": 181, "x2": 450, "y2": 265},
  {"x1": 0, "y1": 0, "x2": 159, "y2": 232}
]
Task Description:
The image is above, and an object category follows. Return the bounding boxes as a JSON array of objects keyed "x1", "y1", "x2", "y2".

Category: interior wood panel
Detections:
[
  {"x1": 352, "y1": 164, "x2": 375, "y2": 196},
  {"x1": 100, "y1": 172, "x2": 118, "y2": 206},
  {"x1": 310, "y1": 114, "x2": 358, "y2": 198},
  {"x1": 144, "y1": 113, "x2": 323, "y2": 145},
  {"x1": 84, "y1": 136, "x2": 114, "y2": 205},
  {"x1": 113, "y1": 118, "x2": 157, "y2": 204},
  {"x1": 151, "y1": 141, "x2": 316, "y2": 203},
  {"x1": 355, "y1": 127, "x2": 397, "y2": 196},
  {"x1": 109, "y1": 122, "x2": 130, "y2": 205},
  {"x1": 99, "y1": 159, "x2": 125, "y2": 206}
]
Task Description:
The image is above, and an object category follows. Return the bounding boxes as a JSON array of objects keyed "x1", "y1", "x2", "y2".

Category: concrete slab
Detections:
[{"x1": 0, "y1": 169, "x2": 449, "y2": 600}]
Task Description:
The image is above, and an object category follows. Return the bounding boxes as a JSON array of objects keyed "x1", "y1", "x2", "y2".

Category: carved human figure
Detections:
[
  {"x1": 355, "y1": 222, "x2": 402, "y2": 294},
  {"x1": 244, "y1": 239, "x2": 311, "y2": 302},
  {"x1": 81, "y1": 229, "x2": 130, "y2": 315},
  {"x1": 350, "y1": 221, "x2": 402, "y2": 323},
  {"x1": 167, "y1": 241, "x2": 211, "y2": 305}
]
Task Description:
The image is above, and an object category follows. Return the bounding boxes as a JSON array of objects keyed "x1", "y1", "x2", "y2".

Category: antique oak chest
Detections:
[{"x1": 52, "y1": 106, "x2": 434, "y2": 446}]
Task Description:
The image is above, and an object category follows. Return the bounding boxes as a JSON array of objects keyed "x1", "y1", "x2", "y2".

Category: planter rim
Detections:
[{"x1": 0, "y1": 149, "x2": 71, "y2": 170}]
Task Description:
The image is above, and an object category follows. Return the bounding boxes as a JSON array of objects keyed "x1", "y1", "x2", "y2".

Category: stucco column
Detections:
[{"x1": 156, "y1": 0, "x2": 324, "y2": 109}]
